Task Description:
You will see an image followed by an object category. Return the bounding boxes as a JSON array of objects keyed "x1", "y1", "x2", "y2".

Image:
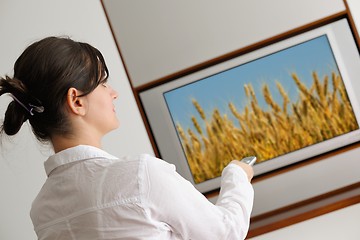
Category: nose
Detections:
[{"x1": 111, "y1": 87, "x2": 118, "y2": 100}]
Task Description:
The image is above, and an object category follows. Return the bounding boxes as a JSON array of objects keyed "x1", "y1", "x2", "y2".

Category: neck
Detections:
[{"x1": 51, "y1": 134, "x2": 102, "y2": 153}]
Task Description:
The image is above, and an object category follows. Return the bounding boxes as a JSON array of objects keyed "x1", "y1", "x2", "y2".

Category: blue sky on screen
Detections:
[{"x1": 164, "y1": 35, "x2": 340, "y2": 132}]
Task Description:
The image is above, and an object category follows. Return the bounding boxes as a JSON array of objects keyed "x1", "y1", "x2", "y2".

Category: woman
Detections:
[{"x1": 0, "y1": 36, "x2": 254, "y2": 239}]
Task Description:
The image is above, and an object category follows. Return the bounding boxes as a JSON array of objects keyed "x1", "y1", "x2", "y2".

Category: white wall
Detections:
[
  {"x1": 0, "y1": 0, "x2": 153, "y2": 239},
  {"x1": 103, "y1": 0, "x2": 345, "y2": 87},
  {"x1": 0, "y1": 0, "x2": 359, "y2": 240},
  {"x1": 250, "y1": 203, "x2": 360, "y2": 240}
]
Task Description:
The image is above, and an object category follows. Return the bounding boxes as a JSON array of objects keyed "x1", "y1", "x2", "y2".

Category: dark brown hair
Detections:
[{"x1": 0, "y1": 36, "x2": 109, "y2": 142}]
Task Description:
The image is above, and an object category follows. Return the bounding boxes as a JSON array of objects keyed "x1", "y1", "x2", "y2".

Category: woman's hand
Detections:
[{"x1": 229, "y1": 160, "x2": 254, "y2": 182}]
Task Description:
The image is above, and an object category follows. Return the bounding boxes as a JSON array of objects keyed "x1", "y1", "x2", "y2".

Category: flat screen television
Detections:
[{"x1": 139, "y1": 18, "x2": 360, "y2": 193}]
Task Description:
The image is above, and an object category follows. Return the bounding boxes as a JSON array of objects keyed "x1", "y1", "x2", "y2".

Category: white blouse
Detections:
[{"x1": 30, "y1": 145, "x2": 254, "y2": 240}]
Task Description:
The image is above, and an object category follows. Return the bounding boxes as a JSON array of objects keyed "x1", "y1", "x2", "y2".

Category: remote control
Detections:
[{"x1": 240, "y1": 156, "x2": 257, "y2": 166}]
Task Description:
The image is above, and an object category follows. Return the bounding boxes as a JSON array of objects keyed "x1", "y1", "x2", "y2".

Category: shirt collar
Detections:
[{"x1": 44, "y1": 145, "x2": 118, "y2": 176}]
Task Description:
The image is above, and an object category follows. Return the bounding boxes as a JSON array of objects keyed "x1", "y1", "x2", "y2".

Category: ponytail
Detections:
[{"x1": 0, "y1": 76, "x2": 43, "y2": 135}]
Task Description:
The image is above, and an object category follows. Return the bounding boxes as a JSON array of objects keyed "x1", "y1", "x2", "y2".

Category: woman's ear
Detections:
[{"x1": 66, "y1": 88, "x2": 86, "y2": 116}]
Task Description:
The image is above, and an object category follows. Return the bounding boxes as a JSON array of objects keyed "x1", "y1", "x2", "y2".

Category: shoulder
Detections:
[
  {"x1": 115, "y1": 153, "x2": 177, "y2": 185},
  {"x1": 137, "y1": 154, "x2": 186, "y2": 195},
  {"x1": 139, "y1": 154, "x2": 176, "y2": 172},
  {"x1": 137, "y1": 154, "x2": 178, "y2": 184}
]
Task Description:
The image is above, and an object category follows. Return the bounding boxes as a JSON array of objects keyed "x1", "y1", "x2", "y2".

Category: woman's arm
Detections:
[{"x1": 142, "y1": 155, "x2": 254, "y2": 240}]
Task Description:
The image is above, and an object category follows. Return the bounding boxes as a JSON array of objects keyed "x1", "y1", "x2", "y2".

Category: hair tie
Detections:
[{"x1": 9, "y1": 94, "x2": 44, "y2": 116}]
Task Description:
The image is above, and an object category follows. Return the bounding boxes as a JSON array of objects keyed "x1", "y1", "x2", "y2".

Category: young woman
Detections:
[{"x1": 0, "y1": 36, "x2": 254, "y2": 240}]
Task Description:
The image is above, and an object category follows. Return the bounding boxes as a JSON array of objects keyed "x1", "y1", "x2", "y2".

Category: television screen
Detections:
[{"x1": 140, "y1": 18, "x2": 360, "y2": 193}]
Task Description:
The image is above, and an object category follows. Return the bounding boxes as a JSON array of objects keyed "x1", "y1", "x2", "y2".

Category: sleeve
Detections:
[{"x1": 142, "y1": 155, "x2": 254, "y2": 240}]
